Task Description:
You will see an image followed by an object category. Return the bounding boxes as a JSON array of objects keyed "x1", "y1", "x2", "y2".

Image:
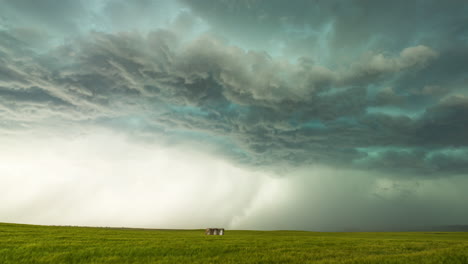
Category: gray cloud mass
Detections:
[{"x1": 0, "y1": 25, "x2": 463, "y2": 175}]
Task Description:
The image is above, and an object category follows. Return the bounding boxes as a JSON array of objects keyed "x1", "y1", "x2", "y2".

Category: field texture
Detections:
[{"x1": 1, "y1": 222, "x2": 467, "y2": 264}]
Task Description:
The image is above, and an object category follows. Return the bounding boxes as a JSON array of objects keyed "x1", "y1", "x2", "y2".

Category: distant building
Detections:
[{"x1": 205, "y1": 228, "x2": 224, "y2": 235}]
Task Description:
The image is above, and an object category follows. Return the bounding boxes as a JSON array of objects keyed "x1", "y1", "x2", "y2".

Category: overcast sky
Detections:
[{"x1": 1, "y1": 0, "x2": 467, "y2": 231}]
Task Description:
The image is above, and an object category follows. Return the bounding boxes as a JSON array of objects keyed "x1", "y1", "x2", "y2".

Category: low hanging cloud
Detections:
[{"x1": 343, "y1": 45, "x2": 439, "y2": 85}]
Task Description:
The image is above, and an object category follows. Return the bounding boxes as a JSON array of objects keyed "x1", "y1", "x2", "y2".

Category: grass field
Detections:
[{"x1": 1, "y1": 222, "x2": 467, "y2": 263}]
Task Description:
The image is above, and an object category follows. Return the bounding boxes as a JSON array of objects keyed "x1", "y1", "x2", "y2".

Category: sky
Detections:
[{"x1": 0, "y1": 0, "x2": 467, "y2": 231}]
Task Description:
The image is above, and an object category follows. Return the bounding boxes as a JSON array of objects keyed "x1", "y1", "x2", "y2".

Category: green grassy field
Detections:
[{"x1": 1, "y1": 223, "x2": 467, "y2": 263}]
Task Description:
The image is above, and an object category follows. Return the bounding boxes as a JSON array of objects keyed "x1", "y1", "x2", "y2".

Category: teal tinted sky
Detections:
[{"x1": 0, "y1": 0, "x2": 467, "y2": 231}]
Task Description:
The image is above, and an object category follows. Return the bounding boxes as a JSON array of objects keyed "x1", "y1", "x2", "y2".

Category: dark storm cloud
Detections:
[
  {"x1": 0, "y1": 0, "x2": 87, "y2": 34},
  {"x1": 415, "y1": 96, "x2": 468, "y2": 147},
  {"x1": 0, "y1": 0, "x2": 467, "y2": 177},
  {"x1": 183, "y1": 0, "x2": 468, "y2": 108},
  {"x1": 182, "y1": 0, "x2": 468, "y2": 51}
]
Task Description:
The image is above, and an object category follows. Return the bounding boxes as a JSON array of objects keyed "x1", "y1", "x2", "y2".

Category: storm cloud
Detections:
[{"x1": 0, "y1": 0, "x2": 467, "y2": 231}]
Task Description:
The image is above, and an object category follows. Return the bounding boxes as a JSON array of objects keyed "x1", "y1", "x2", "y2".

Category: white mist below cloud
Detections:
[
  {"x1": 0, "y1": 131, "x2": 281, "y2": 229},
  {"x1": 1, "y1": 130, "x2": 467, "y2": 231}
]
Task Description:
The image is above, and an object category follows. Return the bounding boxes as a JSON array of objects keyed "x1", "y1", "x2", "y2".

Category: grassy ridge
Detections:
[{"x1": 1, "y1": 222, "x2": 467, "y2": 263}]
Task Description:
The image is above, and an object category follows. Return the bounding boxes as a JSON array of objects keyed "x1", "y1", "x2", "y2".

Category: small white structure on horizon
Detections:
[{"x1": 205, "y1": 228, "x2": 224, "y2": 235}]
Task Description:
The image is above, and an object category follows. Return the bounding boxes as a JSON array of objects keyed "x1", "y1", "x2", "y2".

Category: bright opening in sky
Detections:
[{"x1": 1, "y1": 0, "x2": 468, "y2": 231}]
